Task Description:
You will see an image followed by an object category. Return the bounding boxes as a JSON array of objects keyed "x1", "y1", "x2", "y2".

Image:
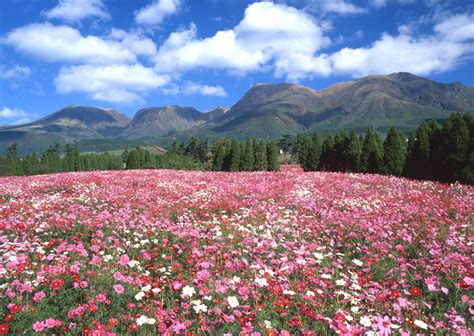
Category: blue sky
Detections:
[{"x1": 0, "y1": 0, "x2": 473, "y2": 124}]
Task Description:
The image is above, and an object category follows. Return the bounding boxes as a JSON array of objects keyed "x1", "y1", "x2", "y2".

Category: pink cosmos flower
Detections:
[
  {"x1": 376, "y1": 316, "x2": 392, "y2": 336},
  {"x1": 113, "y1": 284, "x2": 124, "y2": 294},
  {"x1": 45, "y1": 318, "x2": 57, "y2": 328},
  {"x1": 33, "y1": 291, "x2": 45, "y2": 303},
  {"x1": 119, "y1": 254, "x2": 130, "y2": 266},
  {"x1": 33, "y1": 321, "x2": 46, "y2": 332}
]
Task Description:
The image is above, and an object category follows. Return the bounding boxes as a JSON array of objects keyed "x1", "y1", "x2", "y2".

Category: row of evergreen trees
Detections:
[
  {"x1": 0, "y1": 138, "x2": 280, "y2": 176},
  {"x1": 291, "y1": 113, "x2": 472, "y2": 184},
  {"x1": 0, "y1": 143, "x2": 124, "y2": 176}
]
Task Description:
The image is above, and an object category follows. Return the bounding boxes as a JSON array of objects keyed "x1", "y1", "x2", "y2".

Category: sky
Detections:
[{"x1": 0, "y1": 0, "x2": 473, "y2": 125}]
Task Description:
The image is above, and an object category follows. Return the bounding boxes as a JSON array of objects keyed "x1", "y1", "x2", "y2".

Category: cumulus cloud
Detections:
[
  {"x1": 43, "y1": 0, "x2": 110, "y2": 22},
  {"x1": 305, "y1": 0, "x2": 366, "y2": 15},
  {"x1": 4, "y1": 23, "x2": 136, "y2": 64},
  {"x1": 163, "y1": 82, "x2": 227, "y2": 97},
  {"x1": 434, "y1": 13, "x2": 474, "y2": 42},
  {"x1": 329, "y1": 13, "x2": 474, "y2": 77},
  {"x1": 54, "y1": 64, "x2": 169, "y2": 103},
  {"x1": 154, "y1": 2, "x2": 329, "y2": 79},
  {"x1": 0, "y1": 65, "x2": 32, "y2": 81},
  {"x1": 135, "y1": 0, "x2": 181, "y2": 26},
  {"x1": 0, "y1": 107, "x2": 36, "y2": 125},
  {"x1": 107, "y1": 29, "x2": 158, "y2": 57}
]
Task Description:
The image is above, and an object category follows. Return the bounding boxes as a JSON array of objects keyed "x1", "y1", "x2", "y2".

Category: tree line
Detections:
[
  {"x1": 0, "y1": 138, "x2": 280, "y2": 176},
  {"x1": 287, "y1": 113, "x2": 472, "y2": 184}
]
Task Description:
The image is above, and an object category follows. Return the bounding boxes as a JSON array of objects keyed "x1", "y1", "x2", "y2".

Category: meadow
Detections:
[{"x1": 0, "y1": 166, "x2": 472, "y2": 335}]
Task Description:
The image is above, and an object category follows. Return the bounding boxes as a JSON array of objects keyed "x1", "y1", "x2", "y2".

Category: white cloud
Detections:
[
  {"x1": 305, "y1": 0, "x2": 366, "y2": 15},
  {"x1": 163, "y1": 82, "x2": 227, "y2": 96},
  {"x1": 108, "y1": 29, "x2": 158, "y2": 57},
  {"x1": 54, "y1": 64, "x2": 170, "y2": 103},
  {"x1": 0, "y1": 66, "x2": 32, "y2": 81},
  {"x1": 4, "y1": 23, "x2": 136, "y2": 64},
  {"x1": 44, "y1": 0, "x2": 110, "y2": 22},
  {"x1": 0, "y1": 107, "x2": 36, "y2": 125},
  {"x1": 369, "y1": 0, "x2": 387, "y2": 8},
  {"x1": 434, "y1": 13, "x2": 474, "y2": 42},
  {"x1": 154, "y1": 2, "x2": 329, "y2": 78},
  {"x1": 329, "y1": 14, "x2": 474, "y2": 77},
  {"x1": 135, "y1": 0, "x2": 181, "y2": 26}
]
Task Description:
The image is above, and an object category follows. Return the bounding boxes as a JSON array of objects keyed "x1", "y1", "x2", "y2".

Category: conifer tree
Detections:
[
  {"x1": 242, "y1": 139, "x2": 255, "y2": 171},
  {"x1": 266, "y1": 142, "x2": 279, "y2": 171},
  {"x1": 228, "y1": 140, "x2": 241, "y2": 172},
  {"x1": 254, "y1": 141, "x2": 267, "y2": 171},
  {"x1": 382, "y1": 127, "x2": 406, "y2": 176},
  {"x1": 303, "y1": 133, "x2": 323, "y2": 171},
  {"x1": 361, "y1": 129, "x2": 383, "y2": 173},
  {"x1": 212, "y1": 141, "x2": 226, "y2": 171},
  {"x1": 405, "y1": 122, "x2": 432, "y2": 179},
  {"x1": 320, "y1": 135, "x2": 335, "y2": 171},
  {"x1": 438, "y1": 113, "x2": 470, "y2": 182},
  {"x1": 126, "y1": 149, "x2": 140, "y2": 169},
  {"x1": 347, "y1": 131, "x2": 361, "y2": 172}
]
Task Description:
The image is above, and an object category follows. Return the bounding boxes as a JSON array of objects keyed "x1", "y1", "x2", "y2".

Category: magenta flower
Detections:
[
  {"x1": 113, "y1": 284, "x2": 124, "y2": 294},
  {"x1": 33, "y1": 321, "x2": 46, "y2": 332},
  {"x1": 376, "y1": 316, "x2": 392, "y2": 336}
]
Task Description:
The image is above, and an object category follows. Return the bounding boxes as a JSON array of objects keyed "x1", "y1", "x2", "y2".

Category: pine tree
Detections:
[
  {"x1": 382, "y1": 127, "x2": 406, "y2": 176},
  {"x1": 320, "y1": 135, "x2": 335, "y2": 171},
  {"x1": 212, "y1": 141, "x2": 226, "y2": 171},
  {"x1": 347, "y1": 131, "x2": 361, "y2": 172},
  {"x1": 242, "y1": 139, "x2": 255, "y2": 171},
  {"x1": 228, "y1": 140, "x2": 241, "y2": 172},
  {"x1": 254, "y1": 141, "x2": 267, "y2": 171},
  {"x1": 461, "y1": 114, "x2": 474, "y2": 184},
  {"x1": 266, "y1": 142, "x2": 279, "y2": 171},
  {"x1": 405, "y1": 122, "x2": 432, "y2": 179},
  {"x1": 304, "y1": 133, "x2": 323, "y2": 171},
  {"x1": 361, "y1": 129, "x2": 383, "y2": 173},
  {"x1": 438, "y1": 113, "x2": 470, "y2": 182},
  {"x1": 126, "y1": 149, "x2": 140, "y2": 169}
]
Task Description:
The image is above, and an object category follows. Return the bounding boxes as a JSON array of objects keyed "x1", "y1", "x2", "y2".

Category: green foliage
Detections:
[
  {"x1": 361, "y1": 129, "x2": 384, "y2": 173},
  {"x1": 242, "y1": 139, "x2": 255, "y2": 171},
  {"x1": 266, "y1": 142, "x2": 280, "y2": 171},
  {"x1": 382, "y1": 127, "x2": 406, "y2": 176},
  {"x1": 228, "y1": 139, "x2": 241, "y2": 172},
  {"x1": 254, "y1": 141, "x2": 268, "y2": 171}
]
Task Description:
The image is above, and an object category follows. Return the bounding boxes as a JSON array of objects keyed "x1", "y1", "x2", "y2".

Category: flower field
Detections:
[{"x1": 0, "y1": 166, "x2": 472, "y2": 335}]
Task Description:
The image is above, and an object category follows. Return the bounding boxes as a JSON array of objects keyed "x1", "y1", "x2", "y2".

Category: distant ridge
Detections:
[{"x1": 1, "y1": 72, "x2": 473, "y2": 153}]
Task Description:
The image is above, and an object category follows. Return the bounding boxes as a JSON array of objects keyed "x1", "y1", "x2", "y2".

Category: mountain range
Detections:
[{"x1": 1, "y1": 72, "x2": 473, "y2": 154}]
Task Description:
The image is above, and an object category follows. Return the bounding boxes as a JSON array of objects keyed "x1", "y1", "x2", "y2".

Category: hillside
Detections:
[
  {"x1": 1, "y1": 72, "x2": 473, "y2": 153},
  {"x1": 205, "y1": 72, "x2": 474, "y2": 138},
  {"x1": 0, "y1": 106, "x2": 130, "y2": 153}
]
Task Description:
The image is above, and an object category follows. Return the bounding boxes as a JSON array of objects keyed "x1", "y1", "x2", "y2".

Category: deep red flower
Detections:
[
  {"x1": 0, "y1": 324, "x2": 9, "y2": 334},
  {"x1": 390, "y1": 290, "x2": 401, "y2": 299},
  {"x1": 4, "y1": 315, "x2": 13, "y2": 322},
  {"x1": 459, "y1": 280, "x2": 469, "y2": 289},
  {"x1": 51, "y1": 279, "x2": 63, "y2": 290},
  {"x1": 410, "y1": 287, "x2": 421, "y2": 296},
  {"x1": 8, "y1": 304, "x2": 20, "y2": 314}
]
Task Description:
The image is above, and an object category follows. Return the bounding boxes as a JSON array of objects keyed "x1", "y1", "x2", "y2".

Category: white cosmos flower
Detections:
[
  {"x1": 414, "y1": 320, "x2": 428, "y2": 329},
  {"x1": 314, "y1": 252, "x2": 324, "y2": 260},
  {"x1": 135, "y1": 291, "x2": 145, "y2": 301},
  {"x1": 227, "y1": 296, "x2": 239, "y2": 308},
  {"x1": 255, "y1": 277, "x2": 268, "y2": 287},
  {"x1": 182, "y1": 285, "x2": 195, "y2": 298},
  {"x1": 193, "y1": 302, "x2": 208, "y2": 313},
  {"x1": 360, "y1": 316, "x2": 372, "y2": 327},
  {"x1": 352, "y1": 258, "x2": 363, "y2": 266},
  {"x1": 306, "y1": 290, "x2": 315, "y2": 297},
  {"x1": 335, "y1": 279, "x2": 346, "y2": 286}
]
